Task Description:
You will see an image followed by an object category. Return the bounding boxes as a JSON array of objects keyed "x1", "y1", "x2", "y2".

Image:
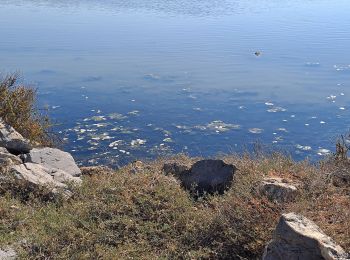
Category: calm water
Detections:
[{"x1": 1, "y1": 0, "x2": 350, "y2": 166}]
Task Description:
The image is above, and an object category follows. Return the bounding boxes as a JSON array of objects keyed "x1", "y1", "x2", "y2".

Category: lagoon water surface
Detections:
[{"x1": 0, "y1": 0, "x2": 350, "y2": 166}]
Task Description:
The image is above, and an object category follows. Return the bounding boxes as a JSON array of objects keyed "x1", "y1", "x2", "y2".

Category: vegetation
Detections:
[
  {"x1": 0, "y1": 73, "x2": 55, "y2": 146},
  {"x1": 0, "y1": 153, "x2": 349, "y2": 259}
]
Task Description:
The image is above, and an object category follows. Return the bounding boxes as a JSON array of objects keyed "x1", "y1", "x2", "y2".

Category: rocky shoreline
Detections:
[{"x1": 1, "y1": 118, "x2": 349, "y2": 259}]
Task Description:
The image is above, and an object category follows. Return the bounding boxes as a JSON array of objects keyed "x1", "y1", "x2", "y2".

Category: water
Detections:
[{"x1": 0, "y1": 0, "x2": 350, "y2": 166}]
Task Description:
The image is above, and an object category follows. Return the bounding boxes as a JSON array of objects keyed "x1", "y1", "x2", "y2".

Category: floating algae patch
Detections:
[
  {"x1": 108, "y1": 113, "x2": 127, "y2": 120},
  {"x1": 206, "y1": 120, "x2": 241, "y2": 132},
  {"x1": 90, "y1": 115, "x2": 107, "y2": 121}
]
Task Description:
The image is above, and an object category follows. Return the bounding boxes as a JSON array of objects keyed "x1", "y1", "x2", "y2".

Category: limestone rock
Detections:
[
  {"x1": 10, "y1": 163, "x2": 81, "y2": 189},
  {"x1": 0, "y1": 247, "x2": 17, "y2": 260},
  {"x1": 259, "y1": 177, "x2": 298, "y2": 203},
  {"x1": 0, "y1": 147, "x2": 22, "y2": 166},
  {"x1": 22, "y1": 147, "x2": 81, "y2": 177},
  {"x1": 179, "y1": 159, "x2": 236, "y2": 194},
  {"x1": 263, "y1": 212, "x2": 349, "y2": 260},
  {"x1": 0, "y1": 118, "x2": 31, "y2": 154}
]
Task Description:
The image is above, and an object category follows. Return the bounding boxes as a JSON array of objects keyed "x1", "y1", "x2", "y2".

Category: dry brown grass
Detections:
[
  {"x1": 0, "y1": 153, "x2": 349, "y2": 258},
  {"x1": 0, "y1": 73, "x2": 55, "y2": 146}
]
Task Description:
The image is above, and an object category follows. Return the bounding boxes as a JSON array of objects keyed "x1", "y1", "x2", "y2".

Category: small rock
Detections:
[
  {"x1": 22, "y1": 147, "x2": 81, "y2": 177},
  {"x1": 0, "y1": 247, "x2": 17, "y2": 260},
  {"x1": 0, "y1": 118, "x2": 31, "y2": 154},
  {"x1": 263, "y1": 212, "x2": 349, "y2": 260},
  {"x1": 162, "y1": 162, "x2": 190, "y2": 176},
  {"x1": 179, "y1": 159, "x2": 236, "y2": 195},
  {"x1": 259, "y1": 177, "x2": 298, "y2": 203}
]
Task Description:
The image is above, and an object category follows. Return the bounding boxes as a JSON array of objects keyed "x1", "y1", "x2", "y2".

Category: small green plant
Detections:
[{"x1": 0, "y1": 73, "x2": 56, "y2": 146}]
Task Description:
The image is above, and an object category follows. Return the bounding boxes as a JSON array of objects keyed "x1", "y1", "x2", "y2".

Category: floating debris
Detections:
[
  {"x1": 276, "y1": 128, "x2": 288, "y2": 132},
  {"x1": 163, "y1": 137, "x2": 173, "y2": 142},
  {"x1": 144, "y1": 74, "x2": 161, "y2": 80},
  {"x1": 128, "y1": 110, "x2": 140, "y2": 116},
  {"x1": 109, "y1": 140, "x2": 123, "y2": 148},
  {"x1": 305, "y1": 62, "x2": 320, "y2": 67},
  {"x1": 334, "y1": 64, "x2": 350, "y2": 71},
  {"x1": 339, "y1": 107, "x2": 345, "y2": 110},
  {"x1": 320, "y1": 121, "x2": 326, "y2": 124},
  {"x1": 326, "y1": 95, "x2": 336, "y2": 101},
  {"x1": 296, "y1": 144, "x2": 312, "y2": 151},
  {"x1": 267, "y1": 106, "x2": 286, "y2": 113},
  {"x1": 206, "y1": 120, "x2": 241, "y2": 132},
  {"x1": 92, "y1": 123, "x2": 108, "y2": 128},
  {"x1": 131, "y1": 139, "x2": 147, "y2": 146},
  {"x1": 317, "y1": 148, "x2": 331, "y2": 156},
  {"x1": 249, "y1": 128, "x2": 263, "y2": 134}
]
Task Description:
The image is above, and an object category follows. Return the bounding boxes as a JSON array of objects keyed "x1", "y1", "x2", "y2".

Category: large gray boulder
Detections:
[
  {"x1": 178, "y1": 159, "x2": 236, "y2": 195},
  {"x1": 259, "y1": 177, "x2": 298, "y2": 203},
  {"x1": 10, "y1": 163, "x2": 81, "y2": 189},
  {"x1": 263, "y1": 213, "x2": 349, "y2": 260},
  {"x1": 0, "y1": 119, "x2": 31, "y2": 154},
  {"x1": 22, "y1": 147, "x2": 81, "y2": 177}
]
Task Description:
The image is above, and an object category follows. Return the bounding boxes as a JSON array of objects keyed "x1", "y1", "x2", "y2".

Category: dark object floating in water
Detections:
[{"x1": 254, "y1": 51, "x2": 261, "y2": 56}]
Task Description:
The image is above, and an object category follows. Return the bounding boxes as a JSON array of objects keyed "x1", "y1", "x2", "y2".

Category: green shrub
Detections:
[{"x1": 0, "y1": 73, "x2": 55, "y2": 146}]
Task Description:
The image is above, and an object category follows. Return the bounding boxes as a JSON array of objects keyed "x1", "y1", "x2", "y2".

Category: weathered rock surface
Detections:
[
  {"x1": 0, "y1": 118, "x2": 31, "y2": 154},
  {"x1": 162, "y1": 161, "x2": 190, "y2": 176},
  {"x1": 0, "y1": 147, "x2": 22, "y2": 166},
  {"x1": 0, "y1": 247, "x2": 17, "y2": 260},
  {"x1": 22, "y1": 147, "x2": 81, "y2": 177},
  {"x1": 263, "y1": 212, "x2": 349, "y2": 260},
  {"x1": 10, "y1": 163, "x2": 81, "y2": 189},
  {"x1": 178, "y1": 159, "x2": 236, "y2": 194},
  {"x1": 259, "y1": 177, "x2": 298, "y2": 203}
]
